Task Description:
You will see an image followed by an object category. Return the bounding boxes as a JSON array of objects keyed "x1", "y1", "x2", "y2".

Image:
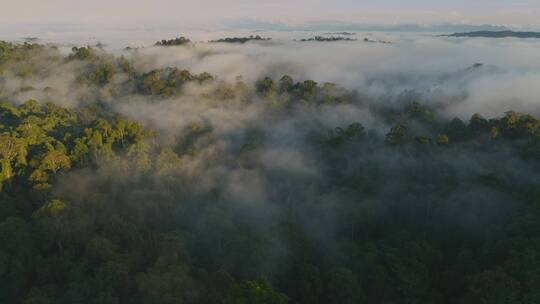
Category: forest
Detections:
[
  {"x1": 298, "y1": 36, "x2": 357, "y2": 42},
  {"x1": 1, "y1": 40, "x2": 540, "y2": 304},
  {"x1": 209, "y1": 36, "x2": 271, "y2": 44}
]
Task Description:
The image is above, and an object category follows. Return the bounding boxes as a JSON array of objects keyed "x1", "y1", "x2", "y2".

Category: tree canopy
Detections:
[{"x1": 0, "y1": 41, "x2": 540, "y2": 304}]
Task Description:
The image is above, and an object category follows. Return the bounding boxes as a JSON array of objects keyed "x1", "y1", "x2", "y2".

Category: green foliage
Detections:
[
  {"x1": 0, "y1": 41, "x2": 45, "y2": 76},
  {"x1": 226, "y1": 279, "x2": 288, "y2": 304},
  {"x1": 138, "y1": 68, "x2": 213, "y2": 96},
  {"x1": 0, "y1": 135, "x2": 27, "y2": 183},
  {"x1": 156, "y1": 148, "x2": 182, "y2": 173},
  {"x1": 437, "y1": 134, "x2": 449, "y2": 145},
  {"x1": 470, "y1": 113, "x2": 489, "y2": 133},
  {"x1": 465, "y1": 271, "x2": 522, "y2": 304},
  {"x1": 278, "y1": 75, "x2": 294, "y2": 94},
  {"x1": 299, "y1": 36, "x2": 357, "y2": 42},
  {"x1": 445, "y1": 118, "x2": 469, "y2": 141},
  {"x1": 210, "y1": 35, "x2": 271, "y2": 44},
  {"x1": 34, "y1": 199, "x2": 67, "y2": 218},
  {"x1": 84, "y1": 62, "x2": 116, "y2": 85},
  {"x1": 136, "y1": 257, "x2": 198, "y2": 304},
  {"x1": 405, "y1": 101, "x2": 435, "y2": 123},
  {"x1": 68, "y1": 46, "x2": 94, "y2": 61},
  {"x1": 40, "y1": 150, "x2": 71, "y2": 174},
  {"x1": 256, "y1": 77, "x2": 276, "y2": 96},
  {"x1": 0, "y1": 101, "x2": 155, "y2": 191},
  {"x1": 1, "y1": 41, "x2": 540, "y2": 304},
  {"x1": 155, "y1": 37, "x2": 191, "y2": 47},
  {"x1": 324, "y1": 123, "x2": 366, "y2": 148},
  {"x1": 385, "y1": 123, "x2": 408, "y2": 145}
]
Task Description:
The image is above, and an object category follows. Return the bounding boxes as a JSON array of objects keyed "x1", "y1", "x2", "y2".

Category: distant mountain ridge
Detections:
[
  {"x1": 443, "y1": 31, "x2": 540, "y2": 38},
  {"x1": 226, "y1": 20, "x2": 511, "y2": 33}
]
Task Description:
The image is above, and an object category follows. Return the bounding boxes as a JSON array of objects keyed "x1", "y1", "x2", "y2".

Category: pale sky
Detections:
[{"x1": 2, "y1": 0, "x2": 540, "y2": 28}]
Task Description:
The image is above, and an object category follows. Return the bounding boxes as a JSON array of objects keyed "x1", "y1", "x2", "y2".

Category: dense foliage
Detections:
[
  {"x1": 443, "y1": 30, "x2": 540, "y2": 38},
  {"x1": 209, "y1": 36, "x2": 271, "y2": 44},
  {"x1": 155, "y1": 37, "x2": 192, "y2": 47},
  {"x1": 298, "y1": 36, "x2": 357, "y2": 42},
  {"x1": 1, "y1": 41, "x2": 540, "y2": 304}
]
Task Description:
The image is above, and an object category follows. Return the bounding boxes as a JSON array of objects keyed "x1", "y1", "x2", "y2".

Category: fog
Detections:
[
  {"x1": 2, "y1": 27, "x2": 540, "y2": 303},
  {"x1": 3, "y1": 30, "x2": 540, "y2": 121},
  {"x1": 2, "y1": 31, "x2": 539, "y2": 221}
]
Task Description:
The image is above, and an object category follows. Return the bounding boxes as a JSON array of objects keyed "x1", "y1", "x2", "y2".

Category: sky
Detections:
[{"x1": 2, "y1": 0, "x2": 540, "y2": 29}]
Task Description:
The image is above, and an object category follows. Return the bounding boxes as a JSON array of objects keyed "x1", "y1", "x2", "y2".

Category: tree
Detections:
[
  {"x1": 415, "y1": 136, "x2": 432, "y2": 145},
  {"x1": 155, "y1": 37, "x2": 191, "y2": 47},
  {"x1": 278, "y1": 75, "x2": 294, "y2": 94},
  {"x1": 300, "y1": 80, "x2": 318, "y2": 100},
  {"x1": 256, "y1": 77, "x2": 276, "y2": 96},
  {"x1": 437, "y1": 134, "x2": 449, "y2": 146},
  {"x1": 195, "y1": 72, "x2": 214, "y2": 83},
  {"x1": 469, "y1": 113, "x2": 489, "y2": 133},
  {"x1": 326, "y1": 268, "x2": 364, "y2": 304},
  {"x1": 156, "y1": 148, "x2": 182, "y2": 173},
  {"x1": 345, "y1": 122, "x2": 365, "y2": 139},
  {"x1": 70, "y1": 139, "x2": 89, "y2": 165},
  {"x1": 19, "y1": 99, "x2": 41, "y2": 116},
  {"x1": 405, "y1": 102, "x2": 434, "y2": 123},
  {"x1": 89, "y1": 130, "x2": 103, "y2": 161},
  {"x1": 86, "y1": 62, "x2": 116, "y2": 86},
  {"x1": 490, "y1": 127, "x2": 500, "y2": 140},
  {"x1": 143, "y1": 70, "x2": 164, "y2": 95},
  {"x1": 33, "y1": 200, "x2": 69, "y2": 252},
  {"x1": 136, "y1": 257, "x2": 199, "y2": 304},
  {"x1": 445, "y1": 118, "x2": 468, "y2": 141},
  {"x1": 0, "y1": 102, "x2": 21, "y2": 127},
  {"x1": 465, "y1": 270, "x2": 522, "y2": 304},
  {"x1": 503, "y1": 111, "x2": 520, "y2": 130},
  {"x1": 113, "y1": 119, "x2": 127, "y2": 147},
  {"x1": 68, "y1": 46, "x2": 93, "y2": 60},
  {"x1": 385, "y1": 124, "x2": 408, "y2": 145},
  {"x1": 28, "y1": 169, "x2": 49, "y2": 189},
  {"x1": 22, "y1": 286, "x2": 57, "y2": 304},
  {"x1": 16, "y1": 117, "x2": 48, "y2": 145},
  {"x1": 0, "y1": 135, "x2": 27, "y2": 186},
  {"x1": 280, "y1": 264, "x2": 323, "y2": 304},
  {"x1": 226, "y1": 279, "x2": 288, "y2": 304},
  {"x1": 0, "y1": 217, "x2": 36, "y2": 302},
  {"x1": 40, "y1": 150, "x2": 71, "y2": 174}
]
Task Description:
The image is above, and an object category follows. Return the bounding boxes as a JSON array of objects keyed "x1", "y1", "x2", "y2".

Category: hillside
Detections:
[
  {"x1": 1, "y1": 41, "x2": 540, "y2": 303},
  {"x1": 444, "y1": 30, "x2": 540, "y2": 38}
]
